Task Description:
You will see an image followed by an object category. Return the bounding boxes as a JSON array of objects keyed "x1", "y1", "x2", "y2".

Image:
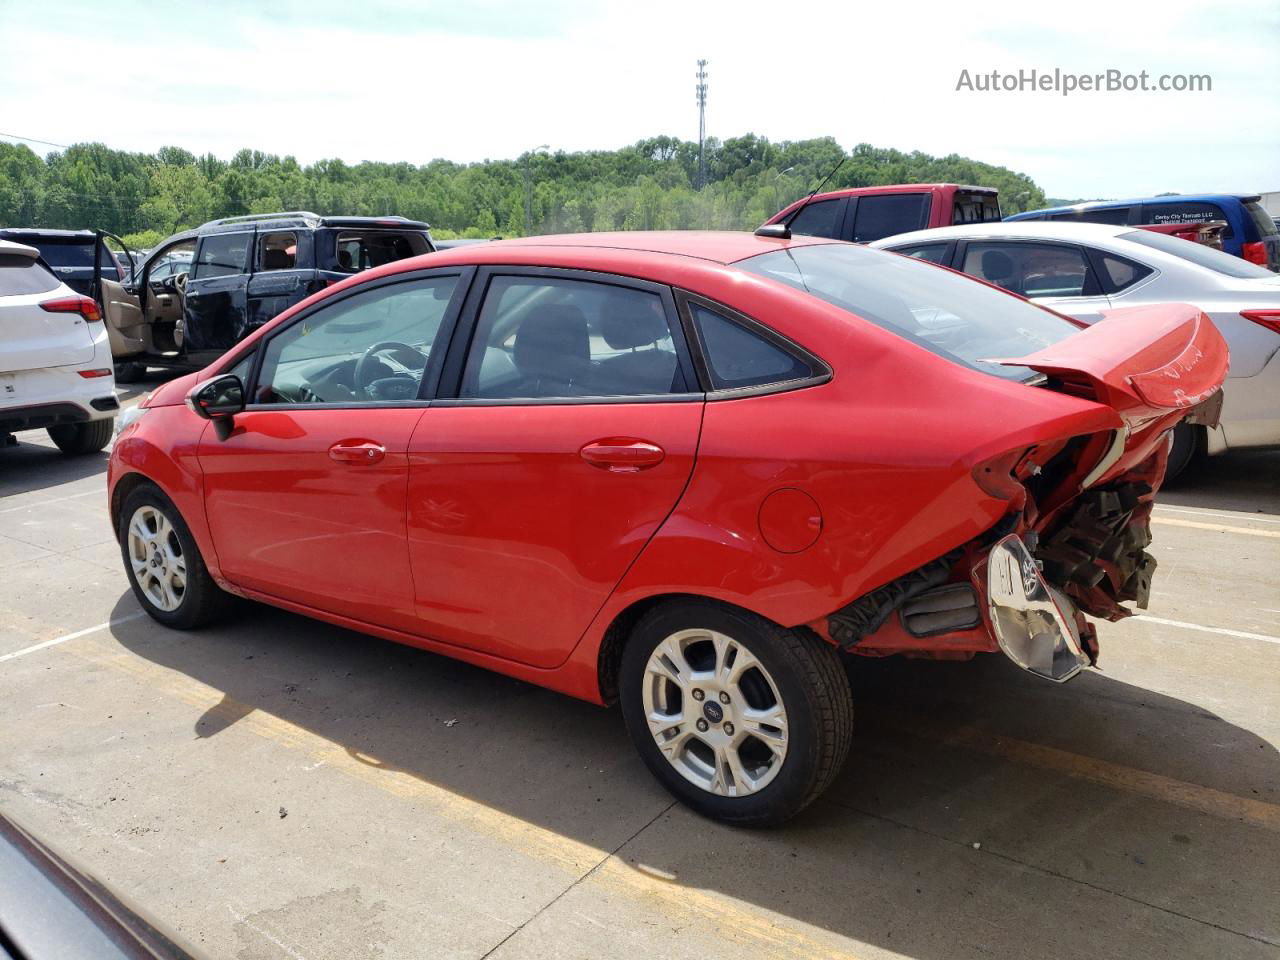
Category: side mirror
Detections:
[{"x1": 186, "y1": 374, "x2": 245, "y2": 440}]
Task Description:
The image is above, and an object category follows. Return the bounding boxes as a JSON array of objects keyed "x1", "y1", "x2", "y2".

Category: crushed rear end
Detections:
[{"x1": 823, "y1": 302, "x2": 1229, "y2": 682}]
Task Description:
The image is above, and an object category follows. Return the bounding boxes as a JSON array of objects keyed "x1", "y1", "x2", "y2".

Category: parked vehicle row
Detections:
[{"x1": 870, "y1": 221, "x2": 1280, "y2": 475}]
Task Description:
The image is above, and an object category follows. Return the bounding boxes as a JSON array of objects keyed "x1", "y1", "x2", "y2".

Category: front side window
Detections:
[
  {"x1": 259, "y1": 232, "x2": 297, "y2": 271},
  {"x1": 461, "y1": 276, "x2": 685, "y2": 400},
  {"x1": 193, "y1": 233, "x2": 251, "y2": 279},
  {"x1": 889, "y1": 242, "x2": 949, "y2": 265},
  {"x1": 960, "y1": 241, "x2": 1094, "y2": 298},
  {"x1": 737, "y1": 243, "x2": 1082, "y2": 382},
  {"x1": 852, "y1": 194, "x2": 930, "y2": 243},
  {"x1": 691, "y1": 304, "x2": 814, "y2": 390},
  {"x1": 255, "y1": 276, "x2": 458, "y2": 404},
  {"x1": 787, "y1": 199, "x2": 844, "y2": 239}
]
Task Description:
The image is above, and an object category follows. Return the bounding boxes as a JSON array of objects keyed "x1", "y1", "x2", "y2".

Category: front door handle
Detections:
[
  {"x1": 329, "y1": 440, "x2": 386, "y2": 464},
  {"x1": 579, "y1": 438, "x2": 665, "y2": 473}
]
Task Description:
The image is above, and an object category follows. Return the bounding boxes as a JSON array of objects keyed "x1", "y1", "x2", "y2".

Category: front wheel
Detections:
[
  {"x1": 119, "y1": 483, "x2": 232, "y2": 629},
  {"x1": 620, "y1": 600, "x2": 853, "y2": 826},
  {"x1": 47, "y1": 419, "x2": 113, "y2": 455},
  {"x1": 1165, "y1": 422, "x2": 1203, "y2": 482}
]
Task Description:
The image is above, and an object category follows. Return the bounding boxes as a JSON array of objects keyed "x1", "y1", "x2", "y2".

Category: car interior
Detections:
[{"x1": 333, "y1": 231, "x2": 430, "y2": 272}]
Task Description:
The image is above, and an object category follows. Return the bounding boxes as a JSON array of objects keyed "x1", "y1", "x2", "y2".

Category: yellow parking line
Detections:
[
  {"x1": 1151, "y1": 517, "x2": 1280, "y2": 539},
  {"x1": 947, "y1": 723, "x2": 1280, "y2": 833},
  {"x1": 65, "y1": 636, "x2": 866, "y2": 960}
]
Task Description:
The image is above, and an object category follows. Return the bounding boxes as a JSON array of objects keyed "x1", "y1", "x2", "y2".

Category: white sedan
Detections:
[
  {"x1": 0, "y1": 238, "x2": 118, "y2": 453},
  {"x1": 872, "y1": 221, "x2": 1280, "y2": 476}
]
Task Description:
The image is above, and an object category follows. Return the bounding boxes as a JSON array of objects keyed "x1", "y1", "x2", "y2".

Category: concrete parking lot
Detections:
[{"x1": 1, "y1": 377, "x2": 1277, "y2": 960}]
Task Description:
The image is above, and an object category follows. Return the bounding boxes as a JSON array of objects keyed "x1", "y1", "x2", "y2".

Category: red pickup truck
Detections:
[{"x1": 765, "y1": 183, "x2": 1002, "y2": 244}]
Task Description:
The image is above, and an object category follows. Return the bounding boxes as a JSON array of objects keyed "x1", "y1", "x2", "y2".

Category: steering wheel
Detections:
[
  {"x1": 174, "y1": 271, "x2": 187, "y2": 294},
  {"x1": 354, "y1": 341, "x2": 426, "y2": 398}
]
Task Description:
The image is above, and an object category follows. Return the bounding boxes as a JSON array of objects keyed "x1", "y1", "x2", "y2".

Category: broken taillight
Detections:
[{"x1": 1242, "y1": 309, "x2": 1280, "y2": 336}]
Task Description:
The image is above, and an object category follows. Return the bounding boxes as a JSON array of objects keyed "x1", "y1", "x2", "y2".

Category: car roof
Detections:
[
  {"x1": 0, "y1": 238, "x2": 40, "y2": 258},
  {"x1": 872, "y1": 221, "x2": 1137, "y2": 246},
  {"x1": 195, "y1": 212, "x2": 432, "y2": 235},
  {"x1": 0, "y1": 227, "x2": 98, "y2": 240},
  {"x1": 442, "y1": 230, "x2": 834, "y2": 264},
  {"x1": 1013, "y1": 193, "x2": 1262, "y2": 218}
]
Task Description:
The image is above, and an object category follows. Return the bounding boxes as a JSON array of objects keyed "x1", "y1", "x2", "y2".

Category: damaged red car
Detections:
[{"x1": 107, "y1": 231, "x2": 1228, "y2": 825}]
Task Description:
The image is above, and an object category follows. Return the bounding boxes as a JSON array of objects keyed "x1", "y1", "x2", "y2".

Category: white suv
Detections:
[{"x1": 0, "y1": 239, "x2": 118, "y2": 454}]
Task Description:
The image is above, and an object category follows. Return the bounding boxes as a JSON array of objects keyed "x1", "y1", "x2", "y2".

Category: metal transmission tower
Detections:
[{"x1": 695, "y1": 59, "x2": 708, "y2": 189}]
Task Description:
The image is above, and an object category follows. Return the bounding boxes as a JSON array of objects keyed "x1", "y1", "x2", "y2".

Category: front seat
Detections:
[
  {"x1": 979, "y1": 249, "x2": 1022, "y2": 294},
  {"x1": 262, "y1": 248, "x2": 292, "y2": 270},
  {"x1": 510, "y1": 304, "x2": 591, "y2": 397},
  {"x1": 592, "y1": 292, "x2": 678, "y2": 394}
]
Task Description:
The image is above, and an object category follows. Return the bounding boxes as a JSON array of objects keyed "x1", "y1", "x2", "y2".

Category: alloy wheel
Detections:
[{"x1": 127, "y1": 505, "x2": 187, "y2": 612}]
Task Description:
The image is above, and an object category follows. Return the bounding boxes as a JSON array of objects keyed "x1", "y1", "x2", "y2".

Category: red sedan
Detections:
[{"x1": 108, "y1": 231, "x2": 1228, "y2": 825}]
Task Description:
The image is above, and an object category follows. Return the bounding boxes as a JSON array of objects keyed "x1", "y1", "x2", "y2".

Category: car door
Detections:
[
  {"x1": 405, "y1": 269, "x2": 704, "y2": 668},
  {"x1": 184, "y1": 230, "x2": 253, "y2": 356},
  {"x1": 957, "y1": 240, "x2": 1112, "y2": 322},
  {"x1": 197, "y1": 270, "x2": 469, "y2": 632},
  {"x1": 246, "y1": 229, "x2": 313, "y2": 334}
]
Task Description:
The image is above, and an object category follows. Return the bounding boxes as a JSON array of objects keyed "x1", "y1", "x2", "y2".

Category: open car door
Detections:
[{"x1": 95, "y1": 231, "x2": 147, "y2": 360}]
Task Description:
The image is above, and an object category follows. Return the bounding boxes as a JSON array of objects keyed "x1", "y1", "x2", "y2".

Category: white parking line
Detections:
[
  {"x1": 0, "y1": 489, "x2": 102, "y2": 514},
  {"x1": 1154, "y1": 505, "x2": 1280, "y2": 525},
  {"x1": 0, "y1": 612, "x2": 146, "y2": 664},
  {"x1": 1133, "y1": 615, "x2": 1280, "y2": 646}
]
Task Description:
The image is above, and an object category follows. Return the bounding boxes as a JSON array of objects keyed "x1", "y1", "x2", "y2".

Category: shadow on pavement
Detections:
[{"x1": 106, "y1": 593, "x2": 1280, "y2": 958}]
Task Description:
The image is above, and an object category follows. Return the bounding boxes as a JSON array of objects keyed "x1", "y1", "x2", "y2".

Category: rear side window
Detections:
[
  {"x1": 259, "y1": 232, "x2": 297, "y2": 271},
  {"x1": 1097, "y1": 253, "x2": 1153, "y2": 292},
  {"x1": 1049, "y1": 206, "x2": 1132, "y2": 226},
  {"x1": 691, "y1": 304, "x2": 815, "y2": 390},
  {"x1": 1244, "y1": 201, "x2": 1278, "y2": 238},
  {"x1": 889, "y1": 242, "x2": 949, "y2": 264},
  {"x1": 1143, "y1": 201, "x2": 1233, "y2": 238},
  {"x1": 0, "y1": 255, "x2": 60, "y2": 296},
  {"x1": 29, "y1": 240, "x2": 96, "y2": 268},
  {"x1": 193, "y1": 233, "x2": 251, "y2": 279},
  {"x1": 852, "y1": 194, "x2": 930, "y2": 243},
  {"x1": 461, "y1": 276, "x2": 686, "y2": 399},
  {"x1": 787, "y1": 199, "x2": 844, "y2": 239}
]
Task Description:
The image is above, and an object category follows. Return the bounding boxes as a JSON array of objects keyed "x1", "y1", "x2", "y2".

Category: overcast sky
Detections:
[{"x1": 1, "y1": 0, "x2": 1276, "y2": 200}]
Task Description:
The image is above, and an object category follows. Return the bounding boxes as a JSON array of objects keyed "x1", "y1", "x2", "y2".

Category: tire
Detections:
[
  {"x1": 1165, "y1": 422, "x2": 1202, "y2": 482},
  {"x1": 118, "y1": 482, "x2": 231, "y2": 629},
  {"x1": 47, "y1": 418, "x2": 113, "y2": 455},
  {"x1": 620, "y1": 600, "x2": 853, "y2": 827},
  {"x1": 114, "y1": 361, "x2": 146, "y2": 383}
]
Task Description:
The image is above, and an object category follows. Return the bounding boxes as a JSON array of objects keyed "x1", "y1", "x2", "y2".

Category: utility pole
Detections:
[
  {"x1": 523, "y1": 144, "x2": 549, "y2": 235},
  {"x1": 695, "y1": 59, "x2": 708, "y2": 190}
]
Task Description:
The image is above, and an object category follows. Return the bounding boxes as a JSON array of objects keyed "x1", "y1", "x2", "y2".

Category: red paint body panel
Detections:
[
  {"x1": 107, "y1": 232, "x2": 1229, "y2": 709},
  {"x1": 405, "y1": 403, "x2": 702, "y2": 668},
  {"x1": 195, "y1": 408, "x2": 428, "y2": 631}
]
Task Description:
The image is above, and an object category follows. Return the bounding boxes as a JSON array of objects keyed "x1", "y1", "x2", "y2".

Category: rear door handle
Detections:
[
  {"x1": 329, "y1": 440, "x2": 386, "y2": 464},
  {"x1": 579, "y1": 438, "x2": 665, "y2": 473}
]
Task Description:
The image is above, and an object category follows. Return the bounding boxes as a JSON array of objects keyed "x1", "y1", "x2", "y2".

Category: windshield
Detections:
[
  {"x1": 1120, "y1": 229, "x2": 1274, "y2": 279},
  {"x1": 736, "y1": 243, "x2": 1081, "y2": 381}
]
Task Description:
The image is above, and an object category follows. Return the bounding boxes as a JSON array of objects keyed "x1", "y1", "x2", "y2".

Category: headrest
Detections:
[
  {"x1": 263, "y1": 248, "x2": 292, "y2": 270},
  {"x1": 980, "y1": 249, "x2": 1014, "y2": 279},
  {"x1": 599, "y1": 291, "x2": 667, "y2": 349},
  {"x1": 513, "y1": 304, "x2": 590, "y2": 380}
]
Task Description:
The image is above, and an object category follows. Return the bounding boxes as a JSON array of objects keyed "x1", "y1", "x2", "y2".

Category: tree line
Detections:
[{"x1": 0, "y1": 134, "x2": 1047, "y2": 250}]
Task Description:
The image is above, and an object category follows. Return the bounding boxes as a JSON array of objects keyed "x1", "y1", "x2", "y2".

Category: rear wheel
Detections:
[
  {"x1": 119, "y1": 483, "x2": 231, "y2": 628},
  {"x1": 620, "y1": 600, "x2": 853, "y2": 826},
  {"x1": 47, "y1": 419, "x2": 113, "y2": 455},
  {"x1": 114, "y1": 361, "x2": 146, "y2": 383},
  {"x1": 1165, "y1": 422, "x2": 1203, "y2": 482}
]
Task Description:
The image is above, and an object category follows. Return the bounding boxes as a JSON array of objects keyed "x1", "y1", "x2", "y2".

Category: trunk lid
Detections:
[{"x1": 995, "y1": 302, "x2": 1228, "y2": 429}]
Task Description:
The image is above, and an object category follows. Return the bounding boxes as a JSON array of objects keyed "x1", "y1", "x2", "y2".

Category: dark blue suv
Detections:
[{"x1": 1006, "y1": 194, "x2": 1279, "y2": 271}]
